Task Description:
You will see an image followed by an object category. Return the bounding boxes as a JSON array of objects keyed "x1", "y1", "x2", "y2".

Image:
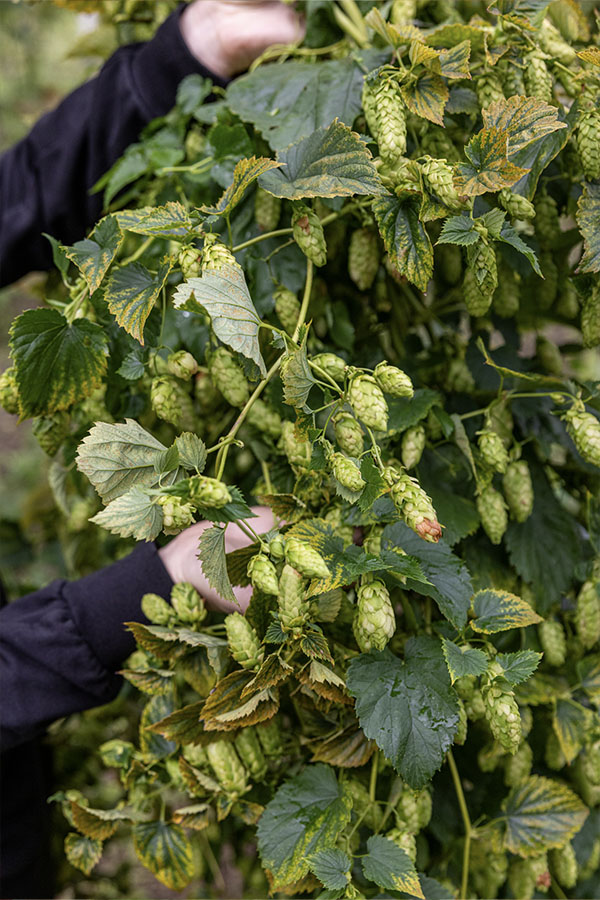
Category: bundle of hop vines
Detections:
[{"x1": 2, "y1": 0, "x2": 600, "y2": 896}]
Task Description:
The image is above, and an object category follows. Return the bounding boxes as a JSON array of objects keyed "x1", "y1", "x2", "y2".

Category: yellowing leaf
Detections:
[
  {"x1": 409, "y1": 40, "x2": 439, "y2": 67},
  {"x1": 503, "y1": 776, "x2": 588, "y2": 857},
  {"x1": 362, "y1": 835, "x2": 424, "y2": 898},
  {"x1": 577, "y1": 47, "x2": 600, "y2": 66},
  {"x1": 438, "y1": 40, "x2": 472, "y2": 79},
  {"x1": 64, "y1": 833, "x2": 103, "y2": 876},
  {"x1": 471, "y1": 589, "x2": 542, "y2": 633},
  {"x1": 373, "y1": 195, "x2": 433, "y2": 292},
  {"x1": 482, "y1": 96, "x2": 567, "y2": 157},
  {"x1": 311, "y1": 722, "x2": 376, "y2": 768},
  {"x1": 116, "y1": 201, "x2": 193, "y2": 238},
  {"x1": 201, "y1": 157, "x2": 281, "y2": 217},
  {"x1": 106, "y1": 258, "x2": 172, "y2": 344},
  {"x1": 454, "y1": 127, "x2": 528, "y2": 196},
  {"x1": 64, "y1": 215, "x2": 123, "y2": 294},
  {"x1": 133, "y1": 821, "x2": 195, "y2": 891},
  {"x1": 401, "y1": 72, "x2": 449, "y2": 126},
  {"x1": 552, "y1": 698, "x2": 590, "y2": 764},
  {"x1": 576, "y1": 182, "x2": 600, "y2": 274},
  {"x1": 364, "y1": 8, "x2": 406, "y2": 47},
  {"x1": 91, "y1": 486, "x2": 163, "y2": 542}
]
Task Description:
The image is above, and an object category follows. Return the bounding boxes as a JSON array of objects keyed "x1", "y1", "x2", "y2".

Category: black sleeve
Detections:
[
  {"x1": 0, "y1": 542, "x2": 174, "y2": 751},
  {"x1": 0, "y1": 5, "x2": 227, "y2": 288}
]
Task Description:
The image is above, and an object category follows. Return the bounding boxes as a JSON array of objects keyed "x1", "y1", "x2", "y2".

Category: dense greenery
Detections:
[{"x1": 2, "y1": 0, "x2": 600, "y2": 897}]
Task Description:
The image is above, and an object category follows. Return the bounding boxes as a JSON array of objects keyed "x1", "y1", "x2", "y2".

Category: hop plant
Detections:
[
  {"x1": 32, "y1": 412, "x2": 70, "y2": 457},
  {"x1": 273, "y1": 286, "x2": 300, "y2": 336},
  {"x1": 386, "y1": 828, "x2": 417, "y2": 862},
  {"x1": 246, "y1": 398, "x2": 282, "y2": 439},
  {"x1": 476, "y1": 71, "x2": 504, "y2": 109},
  {"x1": 575, "y1": 578, "x2": 600, "y2": 650},
  {"x1": 498, "y1": 188, "x2": 535, "y2": 220},
  {"x1": 254, "y1": 187, "x2": 281, "y2": 232},
  {"x1": 235, "y1": 728, "x2": 267, "y2": 781},
  {"x1": 390, "y1": 473, "x2": 442, "y2": 542},
  {"x1": 467, "y1": 240, "x2": 498, "y2": 302},
  {"x1": 248, "y1": 553, "x2": 279, "y2": 596},
  {"x1": 564, "y1": 404, "x2": 600, "y2": 467},
  {"x1": 141, "y1": 592, "x2": 173, "y2": 625},
  {"x1": 0, "y1": 367, "x2": 20, "y2": 415},
  {"x1": 346, "y1": 777, "x2": 381, "y2": 831},
  {"x1": 311, "y1": 353, "x2": 347, "y2": 383},
  {"x1": 353, "y1": 579, "x2": 395, "y2": 652},
  {"x1": 278, "y1": 563, "x2": 310, "y2": 632},
  {"x1": 205, "y1": 741, "x2": 248, "y2": 795},
  {"x1": 171, "y1": 582, "x2": 206, "y2": 624},
  {"x1": 551, "y1": 843, "x2": 578, "y2": 890},
  {"x1": 167, "y1": 350, "x2": 198, "y2": 381},
  {"x1": 150, "y1": 376, "x2": 195, "y2": 430},
  {"x1": 333, "y1": 413, "x2": 363, "y2": 457},
  {"x1": 538, "y1": 619, "x2": 567, "y2": 667},
  {"x1": 477, "y1": 485, "x2": 508, "y2": 545},
  {"x1": 537, "y1": 336, "x2": 562, "y2": 375},
  {"x1": 208, "y1": 347, "x2": 249, "y2": 408},
  {"x1": 348, "y1": 374, "x2": 389, "y2": 432},
  {"x1": 509, "y1": 855, "x2": 550, "y2": 900},
  {"x1": 503, "y1": 459, "x2": 534, "y2": 523},
  {"x1": 504, "y1": 740, "x2": 533, "y2": 787},
  {"x1": 463, "y1": 266, "x2": 490, "y2": 317},
  {"x1": 577, "y1": 111, "x2": 600, "y2": 181},
  {"x1": 280, "y1": 420, "x2": 312, "y2": 468},
  {"x1": 581, "y1": 286, "x2": 600, "y2": 349},
  {"x1": 178, "y1": 245, "x2": 201, "y2": 279},
  {"x1": 292, "y1": 204, "x2": 327, "y2": 267},
  {"x1": 478, "y1": 430, "x2": 509, "y2": 473},
  {"x1": 331, "y1": 452, "x2": 365, "y2": 493},
  {"x1": 202, "y1": 234, "x2": 237, "y2": 272},
  {"x1": 157, "y1": 495, "x2": 195, "y2": 534},
  {"x1": 540, "y1": 19, "x2": 577, "y2": 65},
  {"x1": 471, "y1": 833, "x2": 508, "y2": 900},
  {"x1": 225, "y1": 612, "x2": 263, "y2": 670},
  {"x1": 188, "y1": 475, "x2": 232, "y2": 508},
  {"x1": 256, "y1": 719, "x2": 283, "y2": 758},
  {"x1": 401, "y1": 424, "x2": 426, "y2": 469},
  {"x1": 420, "y1": 156, "x2": 462, "y2": 210},
  {"x1": 194, "y1": 372, "x2": 222, "y2": 414},
  {"x1": 285, "y1": 537, "x2": 330, "y2": 579},
  {"x1": 363, "y1": 73, "x2": 407, "y2": 165},
  {"x1": 534, "y1": 190, "x2": 560, "y2": 248},
  {"x1": 483, "y1": 678, "x2": 522, "y2": 753},
  {"x1": 524, "y1": 51, "x2": 553, "y2": 102},
  {"x1": 373, "y1": 362, "x2": 413, "y2": 398},
  {"x1": 348, "y1": 227, "x2": 380, "y2": 291}
]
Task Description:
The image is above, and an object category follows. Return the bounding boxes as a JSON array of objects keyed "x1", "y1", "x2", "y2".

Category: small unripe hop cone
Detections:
[
  {"x1": 503, "y1": 459, "x2": 534, "y2": 523},
  {"x1": 208, "y1": 347, "x2": 250, "y2": 408},
  {"x1": 331, "y1": 452, "x2": 365, "y2": 492},
  {"x1": 284, "y1": 537, "x2": 330, "y2": 579},
  {"x1": 248, "y1": 553, "x2": 279, "y2": 596},
  {"x1": 390, "y1": 472, "x2": 442, "y2": 542},
  {"x1": 225, "y1": 612, "x2": 264, "y2": 670},
  {"x1": 348, "y1": 373, "x2": 389, "y2": 432},
  {"x1": 157, "y1": 495, "x2": 195, "y2": 534},
  {"x1": 564, "y1": 403, "x2": 600, "y2": 468},
  {"x1": 333, "y1": 413, "x2": 364, "y2": 457},
  {"x1": 187, "y1": 475, "x2": 232, "y2": 508}
]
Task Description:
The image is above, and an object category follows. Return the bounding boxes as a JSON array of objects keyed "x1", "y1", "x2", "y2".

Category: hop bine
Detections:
[{"x1": 353, "y1": 579, "x2": 396, "y2": 652}]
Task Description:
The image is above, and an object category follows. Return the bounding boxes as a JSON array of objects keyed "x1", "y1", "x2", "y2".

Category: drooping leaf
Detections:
[
  {"x1": 495, "y1": 650, "x2": 542, "y2": 685},
  {"x1": 120, "y1": 667, "x2": 175, "y2": 696},
  {"x1": 308, "y1": 849, "x2": 352, "y2": 890},
  {"x1": 470, "y1": 589, "x2": 542, "y2": 633},
  {"x1": 454, "y1": 127, "x2": 528, "y2": 196},
  {"x1": 197, "y1": 525, "x2": 237, "y2": 606},
  {"x1": 552, "y1": 698, "x2": 590, "y2": 764},
  {"x1": 147, "y1": 700, "x2": 206, "y2": 744},
  {"x1": 502, "y1": 776, "x2": 588, "y2": 858},
  {"x1": 132, "y1": 821, "x2": 195, "y2": 891},
  {"x1": 174, "y1": 432, "x2": 207, "y2": 472},
  {"x1": 438, "y1": 40, "x2": 471, "y2": 79},
  {"x1": 64, "y1": 833, "x2": 103, "y2": 875},
  {"x1": 91, "y1": 486, "x2": 162, "y2": 542},
  {"x1": 496, "y1": 221, "x2": 541, "y2": 275},
  {"x1": 401, "y1": 72, "x2": 449, "y2": 126},
  {"x1": 346, "y1": 638, "x2": 460, "y2": 789},
  {"x1": 577, "y1": 182, "x2": 600, "y2": 274},
  {"x1": 436, "y1": 215, "x2": 479, "y2": 246},
  {"x1": 577, "y1": 47, "x2": 600, "y2": 65},
  {"x1": 201, "y1": 157, "x2": 281, "y2": 217},
  {"x1": 488, "y1": 0, "x2": 551, "y2": 28},
  {"x1": 373, "y1": 196, "x2": 433, "y2": 292},
  {"x1": 172, "y1": 803, "x2": 212, "y2": 831},
  {"x1": 9, "y1": 308, "x2": 108, "y2": 418},
  {"x1": 281, "y1": 344, "x2": 318, "y2": 411},
  {"x1": 116, "y1": 201, "x2": 193, "y2": 238},
  {"x1": 361, "y1": 834, "x2": 424, "y2": 898},
  {"x1": 116, "y1": 350, "x2": 145, "y2": 380},
  {"x1": 64, "y1": 215, "x2": 123, "y2": 293},
  {"x1": 441, "y1": 638, "x2": 488, "y2": 683},
  {"x1": 70, "y1": 802, "x2": 135, "y2": 841},
  {"x1": 105, "y1": 258, "x2": 172, "y2": 345},
  {"x1": 258, "y1": 120, "x2": 385, "y2": 200},
  {"x1": 256, "y1": 764, "x2": 352, "y2": 889},
  {"x1": 173, "y1": 264, "x2": 266, "y2": 376}
]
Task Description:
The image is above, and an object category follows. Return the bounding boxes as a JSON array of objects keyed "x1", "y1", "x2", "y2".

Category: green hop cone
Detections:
[
  {"x1": 577, "y1": 111, "x2": 600, "y2": 181},
  {"x1": 363, "y1": 526, "x2": 383, "y2": 557},
  {"x1": 373, "y1": 362, "x2": 413, "y2": 399},
  {"x1": 0, "y1": 367, "x2": 19, "y2": 415},
  {"x1": 311, "y1": 352, "x2": 346, "y2": 383},
  {"x1": 348, "y1": 227, "x2": 380, "y2": 291},
  {"x1": 364, "y1": 73, "x2": 407, "y2": 165},
  {"x1": 551, "y1": 843, "x2": 578, "y2": 890},
  {"x1": 248, "y1": 553, "x2": 279, "y2": 596},
  {"x1": 478, "y1": 740, "x2": 505, "y2": 773},
  {"x1": 225, "y1": 612, "x2": 263, "y2": 670},
  {"x1": 539, "y1": 19, "x2": 577, "y2": 65},
  {"x1": 447, "y1": 356, "x2": 475, "y2": 393},
  {"x1": 234, "y1": 727, "x2": 267, "y2": 781},
  {"x1": 256, "y1": 719, "x2": 283, "y2": 757},
  {"x1": 503, "y1": 460, "x2": 533, "y2": 524},
  {"x1": 188, "y1": 475, "x2": 232, "y2": 508},
  {"x1": 565, "y1": 404, "x2": 600, "y2": 467},
  {"x1": 353, "y1": 579, "x2": 395, "y2": 652},
  {"x1": 278, "y1": 563, "x2": 310, "y2": 632},
  {"x1": 208, "y1": 347, "x2": 249, "y2": 408},
  {"x1": 468, "y1": 240, "x2": 498, "y2": 301},
  {"x1": 504, "y1": 739, "x2": 533, "y2": 787},
  {"x1": 477, "y1": 485, "x2": 508, "y2": 545},
  {"x1": 170, "y1": 582, "x2": 206, "y2": 624},
  {"x1": 386, "y1": 829, "x2": 417, "y2": 863},
  {"x1": 391, "y1": 473, "x2": 442, "y2": 543},
  {"x1": 348, "y1": 374, "x2": 389, "y2": 432},
  {"x1": 280, "y1": 420, "x2": 312, "y2": 468},
  {"x1": 292, "y1": 204, "x2": 327, "y2": 267},
  {"x1": 401, "y1": 424, "x2": 426, "y2": 469},
  {"x1": 463, "y1": 266, "x2": 491, "y2": 317},
  {"x1": 284, "y1": 537, "x2": 329, "y2": 580},
  {"x1": 273, "y1": 286, "x2": 300, "y2": 336},
  {"x1": 483, "y1": 680, "x2": 522, "y2": 754},
  {"x1": 346, "y1": 777, "x2": 382, "y2": 831},
  {"x1": 455, "y1": 699, "x2": 468, "y2": 745},
  {"x1": 178, "y1": 245, "x2": 201, "y2": 280},
  {"x1": 150, "y1": 376, "x2": 195, "y2": 430},
  {"x1": 575, "y1": 578, "x2": 600, "y2": 649},
  {"x1": 167, "y1": 350, "x2": 198, "y2": 381},
  {"x1": 141, "y1": 592, "x2": 173, "y2": 625},
  {"x1": 509, "y1": 855, "x2": 550, "y2": 900},
  {"x1": 581, "y1": 287, "x2": 600, "y2": 349},
  {"x1": 184, "y1": 125, "x2": 204, "y2": 161},
  {"x1": 471, "y1": 834, "x2": 508, "y2": 900},
  {"x1": 476, "y1": 71, "x2": 505, "y2": 109},
  {"x1": 395, "y1": 786, "x2": 420, "y2": 832},
  {"x1": 32, "y1": 412, "x2": 70, "y2": 457},
  {"x1": 524, "y1": 51, "x2": 553, "y2": 102},
  {"x1": 268, "y1": 535, "x2": 285, "y2": 561},
  {"x1": 498, "y1": 188, "x2": 536, "y2": 220},
  {"x1": 333, "y1": 413, "x2": 363, "y2": 457},
  {"x1": 502, "y1": 61, "x2": 526, "y2": 96},
  {"x1": 331, "y1": 452, "x2": 365, "y2": 493},
  {"x1": 534, "y1": 190, "x2": 560, "y2": 248},
  {"x1": 478, "y1": 429, "x2": 509, "y2": 473},
  {"x1": 246, "y1": 398, "x2": 282, "y2": 439},
  {"x1": 538, "y1": 618, "x2": 567, "y2": 667},
  {"x1": 416, "y1": 789, "x2": 432, "y2": 829},
  {"x1": 194, "y1": 372, "x2": 222, "y2": 414},
  {"x1": 201, "y1": 233, "x2": 237, "y2": 272},
  {"x1": 488, "y1": 399, "x2": 514, "y2": 448},
  {"x1": 420, "y1": 156, "x2": 463, "y2": 210},
  {"x1": 206, "y1": 741, "x2": 248, "y2": 795},
  {"x1": 254, "y1": 187, "x2": 281, "y2": 232},
  {"x1": 157, "y1": 495, "x2": 195, "y2": 534}
]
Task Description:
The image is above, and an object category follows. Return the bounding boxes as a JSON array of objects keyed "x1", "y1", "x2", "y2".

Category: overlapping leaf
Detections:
[
  {"x1": 106, "y1": 257, "x2": 172, "y2": 344},
  {"x1": 401, "y1": 72, "x2": 448, "y2": 126},
  {"x1": 361, "y1": 834, "x2": 424, "y2": 898},
  {"x1": 442, "y1": 638, "x2": 488, "y2": 683},
  {"x1": 202, "y1": 157, "x2": 281, "y2": 217},
  {"x1": 373, "y1": 196, "x2": 433, "y2": 291},
  {"x1": 116, "y1": 201, "x2": 193, "y2": 238},
  {"x1": 91, "y1": 487, "x2": 162, "y2": 542},
  {"x1": 471, "y1": 589, "x2": 542, "y2": 633},
  {"x1": 132, "y1": 821, "x2": 194, "y2": 891},
  {"x1": 64, "y1": 833, "x2": 103, "y2": 876},
  {"x1": 502, "y1": 776, "x2": 588, "y2": 857},
  {"x1": 454, "y1": 127, "x2": 527, "y2": 196},
  {"x1": 64, "y1": 215, "x2": 123, "y2": 293}
]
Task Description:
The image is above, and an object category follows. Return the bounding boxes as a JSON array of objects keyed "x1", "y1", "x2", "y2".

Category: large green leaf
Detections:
[
  {"x1": 76, "y1": 419, "x2": 171, "y2": 503},
  {"x1": 132, "y1": 821, "x2": 194, "y2": 891},
  {"x1": 91, "y1": 486, "x2": 163, "y2": 542},
  {"x1": 387, "y1": 389, "x2": 442, "y2": 433},
  {"x1": 308, "y1": 849, "x2": 352, "y2": 890},
  {"x1": 361, "y1": 834, "x2": 424, "y2": 898},
  {"x1": 552, "y1": 698, "x2": 591, "y2": 764},
  {"x1": 471, "y1": 589, "x2": 542, "y2": 633},
  {"x1": 577, "y1": 182, "x2": 600, "y2": 274},
  {"x1": 105, "y1": 257, "x2": 172, "y2": 345},
  {"x1": 502, "y1": 776, "x2": 588, "y2": 858},
  {"x1": 373, "y1": 196, "x2": 433, "y2": 292},
  {"x1": 401, "y1": 72, "x2": 448, "y2": 126},
  {"x1": 256, "y1": 764, "x2": 352, "y2": 889},
  {"x1": 441, "y1": 638, "x2": 488, "y2": 683},
  {"x1": 116, "y1": 201, "x2": 193, "y2": 238},
  {"x1": 197, "y1": 525, "x2": 237, "y2": 606},
  {"x1": 202, "y1": 157, "x2": 281, "y2": 217},
  {"x1": 173, "y1": 263, "x2": 266, "y2": 376},
  {"x1": 437, "y1": 215, "x2": 479, "y2": 246},
  {"x1": 454, "y1": 127, "x2": 528, "y2": 196},
  {"x1": 346, "y1": 638, "x2": 460, "y2": 789},
  {"x1": 9, "y1": 308, "x2": 108, "y2": 418},
  {"x1": 258, "y1": 121, "x2": 384, "y2": 200},
  {"x1": 64, "y1": 833, "x2": 103, "y2": 876},
  {"x1": 64, "y1": 215, "x2": 123, "y2": 293}
]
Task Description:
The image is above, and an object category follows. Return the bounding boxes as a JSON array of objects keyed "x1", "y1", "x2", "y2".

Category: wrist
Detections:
[{"x1": 179, "y1": 1, "x2": 233, "y2": 80}]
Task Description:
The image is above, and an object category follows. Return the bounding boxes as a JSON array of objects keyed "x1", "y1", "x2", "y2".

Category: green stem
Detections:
[
  {"x1": 157, "y1": 157, "x2": 214, "y2": 176},
  {"x1": 333, "y1": 2, "x2": 368, "y2": 46},
  {"x1": 551, "y1": 878, "x2": 567, "y2": 900},
  {"x1": 232, "y1": 227, "x2": 294, "y2": 254},
  {"x1": 369, "y1": 751, "x2": 378, "y2": 803},
  {"x1": 199, "y1": 832, "x2": 225, "y2": 892},
  {"x1": 121, "y1": 235, "x2": 155, "y2": 266},
  {"x1": 292, "y1": 259, "x2": 314, "y2": 343},
  {"x1": 308, "y1": 360, "x2": 343, "y2": 393},
  {"x1": 447, "y1": 750, "x2": 472, "y2": 900},
  {"x1": 399, "y1": 592, "x2": 418, "y2": 631},
  {"x1": 261, "y1": 459, "x2": 274, "y2": 495}
]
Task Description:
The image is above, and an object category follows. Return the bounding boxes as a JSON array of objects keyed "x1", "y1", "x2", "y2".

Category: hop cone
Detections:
[
  {"x1": 167, "y1": 350, "x2": 198, "y2": 381},
  {"x1": 390, "y1": 473, "x2": 442, "y2": 542},
  {"x1": 171, "y1": 582, "x2": 206, "y2": 624},
  {"x1": 538, "y1": 252, "x2": 558, "y2": 310},
  {"x1": 545, "y1": 730, "x2": 566, "y2": 770},
  {"x1": 502, "y1": 63, "x2": 525, "y2": 96},
  {"x1": 184, "y1": 126, "x2": 204, "y2": 161},
  {"x1": 401, "y1": 424, "x2": 426, "y2": 469},
  {"x1": 373, "y1": 362, "x2": 413, "y2": 398},
  {"x1": 157, "y1": 495, "x2": 195, "y2": 534},
  {"x1": 246, "y1": 398, "x2": 282, "y2": 439},
  {"x1": 551, "y1": 844, "x2": 578, "y2": 890},
  {"x1": 463, "y1": 266, "x2": 491, "y2": 317},
  {"x1": 225, "y1": 612, "x2": 263, "y2": 670},
  {"x1": 468, "y1": 240, "x2": 497, "y2": 300},
  {"x1": 278, "y1": 563, "x2": 310, "y2": 631},
  {"x1": 489, "y1": 400, "x2": 513, "y2": 448},
  {"x1": 235, "y1": 728, "x2": 267, "y2": 780},
  {"x1": 483, "y1": 681, "x2": 522, "y2": 753},
  {"x1": 565, "y1": 405, "x2": 600, "y2": 467},
  {"x1": 311, "y1": 353, "x2": 347, "y2": 383},
  {"x1": 503, "y1": 459, "x2": 534, "y2": 522},
  {"x1": 256, "y1": 719, "x2": 283, "y2": 757},
  {"x1": 363, "y1": 526, "x2": 383, "y2": 556},
  {"x1": 538, "y1": 619, "x2": 567, "y2": 667},
  {"x1": 537, "y1": 336, "x2": 562, "y2": 374},
  {"x1": 455, "y1": 699, "x2": 468, "y2": 745},
  {"x1": 331, "y1": 452, "x2": 365, "y2": 492},
  {"x1": 348, "y1": 228, "x2": 380, "y2": 291},
  {"x1": 478, "y1": 430, "x2": 509, "y2": 473},
  {"x1": 285, "y1": 537, "x2": 329, "y2": 579},
  {"x1": 32, "y1": 412, "x2": 70, "y2": 457},
  {"x1": 471, "y1": 835, "x2": 508, "y2": 900},
  {"x1": 477, "y1": 71, "x2": 505, "y2": 109},
  {"x1": 209, "y1": 347, "x2": 249, "y2": 408},
  {"x1": 524, "y1": 51, "x2": 553, "y2": 102},
  {"x1": 206, "y1": 741, "x2": 247, "y2": 795},
  {"x1": 150, "y1": 376, "x2": 195, "y2": 430},
  {"x1": 274, "y1": 286, "x2": 300, "y2": 336},
  {"x1": 387, "y1": 829, "x2": 417, "y2": 862},
  {"x1": 577, "y1": 111, "x2": 600, "y2": 181},
  {"x1": 353, "y1": 580, "x2": 395, "y2": 652},
  {"x1": 420, "y1": 156, "x2": 462, "y2": 210},
  {"x1": 477, "y1": 486, "x2": 508, "y2": 544},
  {"x1": 0, "y1": 367, "x2": 20, "y2": 415},
  {"x1": 141, "y1": 592, "x2": 173, "y2": 625},
  {"x1": 188, "y1": 475, "x2": 232, "y2": 508},
  {"x1": 504, "y1": 740, "x2": 533, "y2": 787},
  {"x1": 478, "y1": 741, "x2": 505, "y2": 773},
  {"x1": 540, "y1": 19, "x2": 576, "y2": 65},
  {"x1": 395, "y1": 787, "x2": 421, "y2": 832},
  {"x1": 447, "y1": 356, "x2": 475, "y2": 392},
  {"x1": 349, "y1": 374, "x2": 389, "y2": 432},
  {"x1": 292, "y1": 204, "x2": 327, "y2": 267},
  {"x1": 534, "y1": 191, "x2": 560, "y2": 248},
  {"x1": 178, "y1": 245, "x2": 201, "y2": 279},
  {"x1": 575, "y1": 578, "x2": 600, "y2": 649},
  {"x1": 194, "y1": 372, "x2": 222, "y2": 413},
  {"x1": 498, "y1": 188, "x2": 535, "y2": 220},
  {"x1": 202, "y1": 234, "x2": 236, "y2": 272},
  {"x1": 581, "y1": 287, "x2": 600, "y2": 349},
  {"x1": 280, "y1": 420, "x2": 312, "y2": 468},
  {"x1": 333, "y1": 413, "x2": 363, "y2": 457},
  {"x1": 367, "y1": 75, "x2": 407, "y2": 165},
  {"x1": 248, "y1": 553, "x2": 279, "y2": 596},
  {"x1": 254, "y1": 187, "x2": 281, "y2": 232}
]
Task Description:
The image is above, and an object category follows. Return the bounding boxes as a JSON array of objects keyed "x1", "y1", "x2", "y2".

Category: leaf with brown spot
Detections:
[
  {"x1": 454, "y1": 127, "x2": 528, "y2": 196},
  {"x1": 241, "y1": 654, "x2": 293, "y2": 698},
  {"x1": 311, "y1": 723, "x2": 376, "y2": 768},
  {"x1": 200, "y1": 670, "x2": 279, "y2": 730},
  {"x1": 401, "y1": 72, "x2": 449, "y2": 126},
  {"x1": 178, "y1": 758, "x2": 221, "y2": 796},
  {"x1": 172, "y1": 803, "x2": 213, "y2": 831},
  {"x1": 201, "y1": 157, "x2": 281, "y2": 217}
]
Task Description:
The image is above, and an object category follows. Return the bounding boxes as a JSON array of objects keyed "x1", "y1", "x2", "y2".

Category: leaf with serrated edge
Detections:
[
  {"x1": 308, "y1": 849, "x2": 351, "y2": 890},
  {"x1": 495, "y1": 650, "x2": 542, "y2": 685},
  {"x1": 198, "y1": 525, "x2": 237, "y2": 606},
  {"x1": 91, "y1": 486, "x2": 162, "y2": 542},
  {"x1": 174, "y1": 432, "x2": 207, "y2": 472},
  {"x1": 401, "y1": 72, "x2": 448, "y2": 126},
  {"x1": 311, "y1": 722, "x2": 376, "y2": 768},
  {"x1": 202, "y1": 157, "x2": 281, "y2": 216},
  {"x1": 106, "y1": 258, "x2": 172, "y2": 345},
  {"x1": 64, "y1": 215, "x2": 123, "y2": 293},
  {"x1": 438, "y1": 40, "x2": 471, "y2": 79},
  {"x1": 552, "y1": 699, "x2": 590, "y2": 764},
  {"x1": 373, "y1": 196, "x2": 433, "y2": 292},
  {"x1": 442, "y1": 638, "x2": 488, "y2": 683},
  {"x1": 455, "y1": 127, "x2": 528, "y2": 196},
  {"x1": 133, "y1": 821, "x2": 194, "y2": 891},
  {"x1": 172, "y1": 803, "x2": 212, "y2": 831},
  {"x1": 577, "y1": 47, "x2": 600, "y2": 65},
  {"x1": 282, "y1": 343, "x2": 317, "y2": 412},
  {"x1": 362, "y1": 835, "x2": 424, "y2": 898},
  {"x1": 120, "y1": 667, "x2": 175, "y2": 696},
  {"x1": 70, "y1": 802, "x2": 135, "y2": 840},
  {"x1": 437, "y1": 215, "x2": 479, "y2": 246},
  {"x1": 257, "y1": 764, "x2": 352, "y2": 889},
  {"x1": 116, "y1": 201, "x2": 192, "y2": 238},
  {"x1": 483, "y1": 95, "x2": 567, "y2": 157},
  {"x1": 576, "y1": 182, "x2": 600, "y2": 274},
  {"x1": 503, "y1": 776, "x2": 588, "y2": 857},
  {"x1": 497, "y1": 221, "x2": 541, "y2": 275},
  {"x1": 200, "y1": 670, "x2": 278, "y2": 730},
  {"x1": 173, "y1": 264, "x2": 266, "y2": 376},
  {"x1": 147, "y1": 700, "x2": 205, "y2": 743},
  {"x1": 471, "y1": 589, "x2": 542, "y2": 633},
  {"x1": 577, "y1": 655, "x2": 600, "y2": 705},
  {"x1": 64, "y1": 833, "x2": 103, "y2": 876}
]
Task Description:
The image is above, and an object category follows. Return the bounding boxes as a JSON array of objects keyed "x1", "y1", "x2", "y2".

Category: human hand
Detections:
[
  {"x1": 158, "y1": 506, "x2": 276, "y2": 614},
  {"x1": 179, "y1": 0, "x2": 305, "y2": 80}
]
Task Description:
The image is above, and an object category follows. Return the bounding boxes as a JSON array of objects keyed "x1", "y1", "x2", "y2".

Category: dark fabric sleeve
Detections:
[
  {"x1": 0, "y1": 542, "x2": 173, "y2": 752},
  {"x1": 0, "y1": 5, "x2": 227, "y2": 288}
]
